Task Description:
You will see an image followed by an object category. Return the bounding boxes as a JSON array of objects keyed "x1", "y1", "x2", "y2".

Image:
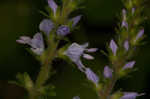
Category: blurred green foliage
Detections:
[{"x1": 0, "y1": 0, "x2": 150, "y2": 99}]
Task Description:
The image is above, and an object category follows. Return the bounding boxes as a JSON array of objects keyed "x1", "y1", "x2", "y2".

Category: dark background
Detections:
[{"x1": 0, "y1": 0, "x2": 150, "y2": 99}]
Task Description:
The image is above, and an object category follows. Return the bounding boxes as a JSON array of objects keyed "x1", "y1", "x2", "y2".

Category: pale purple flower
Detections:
[
  {"x1": 83, "y1": 54, "x2": 94, "y2": 60},
  {"x1": 109, "y1": 39, "x2": 118, "y2": 56},
  {"x1": 64, "y1": 43, "x2": 86, "y2": 62},
  {"x1": 48, "y1": 0, "x2": 58, "y2": 16},
  {"x1": 64, "y1": 43, "x2": 97, "y2": 71},
  {"x1": 71, "y1": 15, "x2": 82, "y2": 27},
  {"x1": 75, "y1": 60, "x2": 86, "y2": 72},
  {"x1": 124, "y1": 40, "x2": 129, "y2": 51},
  {"x1": 123, "y1": 61, "x2": 136, "y2": 70},
  {"x1": 73, "y1": 96, "x2": 80, "y2": 99},
  {"x1": 39, "y1": 19, "x2": 54, "y2": 36},
  {"x1": 120, "y1": 92, "x2": 144, "y2": 99},
  {"x1": 16, "y1": 36, "x2": 31, "y2": 44},
  {"x1": 84, "y1": 68, "x2": 99, "y2": 86},
  {"x1": 16, "y1": 33, "x2": 45, "y2": 55},
  {"x1": 85, "y1": 48, "x2": 98, "y2": 53},
  {"x1": 103, "y1": 66, "x2": 113, "y2": 78},
  {"x1": 134, "y1": 29, "x2": 144, "y2": 42},
  {"x1": 57, "y1": 25, "x2": 70, "y2": 36}
]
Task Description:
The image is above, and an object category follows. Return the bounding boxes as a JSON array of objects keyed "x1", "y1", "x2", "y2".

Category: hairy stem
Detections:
[
  {"x1": 35, "y1": 41, "x2": 59, "y2": 88},
  {"x1": 29, "y1": 40, "x2": 59, "y2": 99}
]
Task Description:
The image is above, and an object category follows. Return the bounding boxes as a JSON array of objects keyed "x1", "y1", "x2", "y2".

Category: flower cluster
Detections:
[
  {"x1": 68, "y1": 0, "x2": 146, "y2": 99},
  {"x1": 17, "y1": 0, "x2": 82, "y2": 55},
  {"x1": 15, "y1": 0, "x2": 146, "y2": 99},
  {"x1": 64, "y1": 43, "x2": 99, "y2": 86},
  {"x1": 15, "y1": 0, "x2": 82, "y2": 99}
]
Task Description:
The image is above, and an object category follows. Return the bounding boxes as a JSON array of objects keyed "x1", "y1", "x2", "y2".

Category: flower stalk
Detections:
[
  {"x1": 16, "y1": 0, "x2": 82, "y2": 99},
  {"x1": 98, "y1": 0, "x2": 145, "y2": 99},
  {"x1": 14, "y1": 0, "x2": 147, "y2": 99}
]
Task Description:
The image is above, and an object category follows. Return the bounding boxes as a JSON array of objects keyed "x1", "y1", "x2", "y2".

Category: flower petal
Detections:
[
  {"x1": 17, "y1": 33, "x2": 45, "y2": 55},
  {"x1": 109, "y1": 39, "x2": 118, "y2": 56},
  {"x1": 123, "y1": 61, "x2": 136, "y2": 70},
  {"x1": 31, "y1": 33, "x2": 44, "y2": 49},
  {"x1": 83, "y1": 54, "x2": 94, "y2": 60},
  {"x1": 39, "y1": 19, "x2": 54, "y2": 35},
  {"x1": 48, "y1": 0, "x2": 58, "y2": 16},
  {"x1": 57, "y1": 25, "x2": 70, "y2": 36},
  {"x1": 84, "y1": 68, "x2": 99, "y2": 86},
  {"x1": 103, "y1": 66, "x2": 113, "y2": 78},
  {"x1": 85, "y1": 48, "x2": 98, "y2": 53},
  {"x1": 120, "y1": 92, "x2": 144, "y2": 99},
  {"x1": 16, "y1": 36, "x2": 31, "y2": 44},
  {"x1": 75, "y1": 60, "x2": 86, "y2": 72},
  {"x1": 124, "y1": 40, "x2": 129, "y2": 51},
  {"x1": 64, "y1": 43, "x2": 85, "y2": 62},
  {"x1": 135, "y1": 29, "x2": 144, "y2": 42},
  {"x1": 71, "y1": 15, "x2": 82, "y2": 27}
]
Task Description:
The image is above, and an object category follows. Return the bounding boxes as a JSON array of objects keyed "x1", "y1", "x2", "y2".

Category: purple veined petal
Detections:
[
  {"x1": 124, "y1": 40, "x2": 129, "y2": 51},
  {"x1": 135, "y1": 29, "x2": 144, "y2": 42},
  {"x1": 83, "y1": 54, "x2": 94, "y2": 60},
  {"x1": 64, "y1": 43, "x2": 96, "y2": 72},
  {"x1": 64, "y1": 43, "x2": 85, "y2": 62},
  {"x1": 30, "y1": 33, "x2": 44, "y2": 49},
  {"x1": 16, "y1": 36, "x2": 31, "y2": 44},
  {"x1": 48, "y1": 0, "x2": 58, "y2": 16},
  {"x1": 123, "y1": 61, "x2": 136, "y2": 70},
  {"x1": 75, "y1": 60, "x2": 86, "y2": 72},
  {"x1": 73, "y1": 96, "x2": 80, "y2": 99},
  {"x1": 120, "y1": 92, "x2": 144, "y2": 99},
  {"x1": 29, "y1": 33, "x2": 45, "y2": 55},
  {"x1": 56, "y1": 25, "x2": 70, "y2": 36},
  {"x1": 71, "y1": 15, "x2": 82, "y2": 27},
  {"x1": 109, "y1": 39, "x2": 118, "y2": 56},
  {"x1": 16, "y1": 33, "x2": 45, "y2": 55},
  {"x1": 84, "y1": 68, "x2": 99, "y2": 86},
  {"x1": 103, "y1": 66, "x2": 113, "y2": 78},
  {"x1": 85, "y1": 48, "x2": 98, "y2": 53},
  {"x1": 64, "y1": 43, "x2": 86, "y2": 72},
  {"x1": 39, "y1": 19, "x2": 54, "y2": 36}
]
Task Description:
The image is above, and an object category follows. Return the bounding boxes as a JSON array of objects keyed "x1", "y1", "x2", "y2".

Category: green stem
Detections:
[
  {"x1": 29, "y1": 41, "x2": 59, "y2": 99},
  {"x1": 35, "y1": 41, "x2": 58, "y2": 89},
  {"x1": 28, "y1": 1, "x2": 73, "y2": 98}
]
